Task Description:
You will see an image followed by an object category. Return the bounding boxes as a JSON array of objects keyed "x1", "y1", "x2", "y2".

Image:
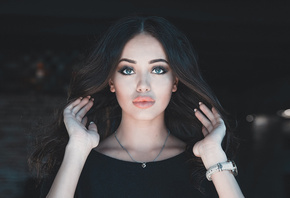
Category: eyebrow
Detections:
[
  {"x1": 118, "y1": 58, "x2": 168, "y2": 64},
  {"x1": 149, "y1": 59, "x2": 169, "y2": 64}
]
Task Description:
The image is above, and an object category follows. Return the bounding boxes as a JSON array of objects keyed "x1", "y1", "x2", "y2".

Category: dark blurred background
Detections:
[{"x1": 0, "y1": 1, "x2": 289, "y2": 197}]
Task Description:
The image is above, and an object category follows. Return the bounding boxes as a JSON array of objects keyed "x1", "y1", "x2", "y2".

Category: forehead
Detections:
[{"x1": 120, "y1": 33, "x2": 167, "y2": 60}]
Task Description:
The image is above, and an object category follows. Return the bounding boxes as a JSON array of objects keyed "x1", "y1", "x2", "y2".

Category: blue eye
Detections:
[
  {"x1": 152, "y1": 66, "x2": 167, "y2": 74},
  {"x1": 118, "y1": 66, "x2": 135, "y2": 75}
]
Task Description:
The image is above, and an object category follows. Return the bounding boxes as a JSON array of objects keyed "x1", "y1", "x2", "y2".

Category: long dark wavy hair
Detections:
[{"x1": 28, "y1": 15, "x2": 237, "y2": 191}]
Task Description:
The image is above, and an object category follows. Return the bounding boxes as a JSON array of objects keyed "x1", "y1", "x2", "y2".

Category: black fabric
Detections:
[
  {"x1": 74, "y1": 150, "x2": 218, "y2": 198},
  {"x1": 40, "y1": 149, "x2": 218, "y2": 197}
]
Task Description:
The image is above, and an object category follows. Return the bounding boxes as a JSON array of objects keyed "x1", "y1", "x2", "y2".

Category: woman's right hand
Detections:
[
  {"x1": 63, "y1": 96, "x2": 100, "y2": 150},
  {"x1": 46, "y1": 96, "x2": 99, "y2": 197}
]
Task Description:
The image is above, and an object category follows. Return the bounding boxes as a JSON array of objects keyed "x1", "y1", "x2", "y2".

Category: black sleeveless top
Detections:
[{"x1": 41, "y1": 150, "x2": 218, "y2": 197}]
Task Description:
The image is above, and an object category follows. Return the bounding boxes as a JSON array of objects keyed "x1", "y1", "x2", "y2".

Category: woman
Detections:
[{"x1": 29, "y1": 16, "x2": 244, "y2": 197}]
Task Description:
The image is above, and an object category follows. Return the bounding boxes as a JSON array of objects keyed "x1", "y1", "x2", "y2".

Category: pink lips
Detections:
[{"x1": 132, "y1": 96, "x2": 155, "y2": 109}]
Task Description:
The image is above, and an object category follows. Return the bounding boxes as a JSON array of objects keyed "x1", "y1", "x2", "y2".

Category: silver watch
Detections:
[{"x1": 206, "y1": 160, "x2": 238, "y2": 181}]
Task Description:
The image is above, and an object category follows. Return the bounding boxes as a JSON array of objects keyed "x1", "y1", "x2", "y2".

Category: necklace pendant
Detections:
[{"x1": 141, "y1": 162, "x2": 146, "y2": 168}]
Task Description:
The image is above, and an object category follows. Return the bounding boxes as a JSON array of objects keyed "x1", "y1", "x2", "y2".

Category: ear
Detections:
[
  {"x1": 172, "y1": 77, "x2": 178, "y2": 92},
  {"x1": 109, "y1": 79, "x2": 115, "y2": 92}
]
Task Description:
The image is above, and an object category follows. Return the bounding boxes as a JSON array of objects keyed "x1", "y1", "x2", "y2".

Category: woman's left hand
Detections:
[
  {"x1": 192, "y1": 103, "x2": 245, "y2": 197},
  {"x1": 192, "y1": 102, "x2": 226, "y2": 159}
]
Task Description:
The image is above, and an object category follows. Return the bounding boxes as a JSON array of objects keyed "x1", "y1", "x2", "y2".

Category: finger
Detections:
[
  {"x1": 75, "y1": 99, "x2": 94, "y2": 121},
  {"x1": 63, "y1": 97, "x2": 83, "y2": 119},
  {"x1": 215, "y1": 117, "x2": 226, "y2": 132},
  {"x1": 72, "y1": 96, "x2": 91, "y2": 115},
  {"x1": 81, "y1": 116, "x2": 88, "y2": 126},
  {"x1": 199, "y1": 102, "x2": 216, "y2": 125},
  {"x1": 65, "y1": 97, "x2": 83, "y2": 111},
  {"x1": 194, "y1": 109, "x2": 213, "y2": 132},
  {"x1": 212, "y1": 107, "x2": 221, "y2": 120},
  {"x1": 88, "y1": 121, "x2": 98, "y2": 133},
  {"x1": 211, "y1": 108, "x2": 225, "y2": 128},
  {"x1": 202, "y1": 126, "x2": 209, "y2": 136}
]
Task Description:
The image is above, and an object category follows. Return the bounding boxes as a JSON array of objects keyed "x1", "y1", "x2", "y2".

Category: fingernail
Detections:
[
  {"x1": 199, "y1": 102, "x2": 202, "y2": 105},
  {"x1": 91, "y1": 98, "x2": 94, "y2": 101},
  {"x1": 194, "y1": 108, "x2": 197, "y2": 112},
  {"x1": 90, "y1": 121, "x2": 94, "y2": 125}
]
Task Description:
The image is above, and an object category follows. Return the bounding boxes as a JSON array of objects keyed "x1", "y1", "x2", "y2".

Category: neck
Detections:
[{"x1": 115, "y1": 114, "x2": 168, "y2": 151}]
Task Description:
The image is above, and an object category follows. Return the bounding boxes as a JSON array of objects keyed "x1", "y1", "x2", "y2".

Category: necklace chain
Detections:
[{"x1": 114, "y1": 130, "x2": 170, "y2": 168}]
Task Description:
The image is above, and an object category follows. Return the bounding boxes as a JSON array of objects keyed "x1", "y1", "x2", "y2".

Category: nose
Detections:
[{"x1": 136, "y1": 74, "x2": 151, "y2": 92}]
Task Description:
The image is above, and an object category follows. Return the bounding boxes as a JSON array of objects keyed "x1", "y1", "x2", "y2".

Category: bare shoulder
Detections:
[
  {"x1": 94, "y1": 134, "x2": 120, "y2": 155},
  {"x1": 163, "y1": 134, "x2": 187, "y2": 157}
]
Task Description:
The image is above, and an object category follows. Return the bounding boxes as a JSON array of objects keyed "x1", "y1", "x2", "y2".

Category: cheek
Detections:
[
  {"x1": 154, "y1": 79, "x2": 174, "y2": 102},
  {"x1": 154, "y1": 76, "x2": 175, "y2": 91},
  {"x1": 113, "y1": 81, "x2": 132, "y2": 106}
]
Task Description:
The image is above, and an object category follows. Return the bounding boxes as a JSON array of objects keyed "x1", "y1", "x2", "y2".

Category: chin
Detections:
[{"x1": 124, "y1": 110, "x2": 165, "y2": 122}]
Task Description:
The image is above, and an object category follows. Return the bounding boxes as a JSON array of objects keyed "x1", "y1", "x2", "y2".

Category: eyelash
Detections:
[
  {"x1": 118, "y1": 66, "x2": 168, "y2": 75},
  {"x1": 152, "y1": 66, "x2": 168, "y2": 74},
  {"x1": 118, "y1": 66, "x2": 134, "y2": 75}
]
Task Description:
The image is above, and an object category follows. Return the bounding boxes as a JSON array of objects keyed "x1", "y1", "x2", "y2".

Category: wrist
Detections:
[
  {"x1": 199, "y1": 145, "x2": 227, "y2": 169},
  {"x1": 68, "y1": 135, "x2": 95, "y2": 150},
  {"x1": 66, "y1": 140, "x2": 92, "y2": 160}
]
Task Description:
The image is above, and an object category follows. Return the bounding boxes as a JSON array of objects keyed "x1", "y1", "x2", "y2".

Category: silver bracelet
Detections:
[{"x1": 206, "y1": 160, "x2": 238, "y2": 181}]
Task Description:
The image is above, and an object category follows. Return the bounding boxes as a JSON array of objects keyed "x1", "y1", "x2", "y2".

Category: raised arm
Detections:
[
  {"x1": 193, "y1": 102, "x2": 244, "y2": 198},
  {"x1": 46, "y1": 96, "x2": 99, "y2": 198}
]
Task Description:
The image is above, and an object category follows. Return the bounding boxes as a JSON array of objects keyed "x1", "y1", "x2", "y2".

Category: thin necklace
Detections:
[{"x1": 114, "y1": 130, "x2": 170, "y2": 168}]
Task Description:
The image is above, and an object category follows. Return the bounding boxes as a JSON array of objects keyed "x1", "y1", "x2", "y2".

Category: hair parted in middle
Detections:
[
  {"x1": 29, "y1": 16, "x2": 237, "y2": 186},
  {"x1": 69, "y1": 16, "x2": 228, "y2": 143}
]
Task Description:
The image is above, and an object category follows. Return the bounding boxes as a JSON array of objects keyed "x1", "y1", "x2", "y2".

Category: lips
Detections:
[{"x1": 132, "y1": 96, "x2": 155, "y2": 109}]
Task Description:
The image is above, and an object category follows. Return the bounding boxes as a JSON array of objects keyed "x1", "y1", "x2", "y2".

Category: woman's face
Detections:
[{"x1": 109, "y1": 33, "x2": 178, "y2": 121}]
